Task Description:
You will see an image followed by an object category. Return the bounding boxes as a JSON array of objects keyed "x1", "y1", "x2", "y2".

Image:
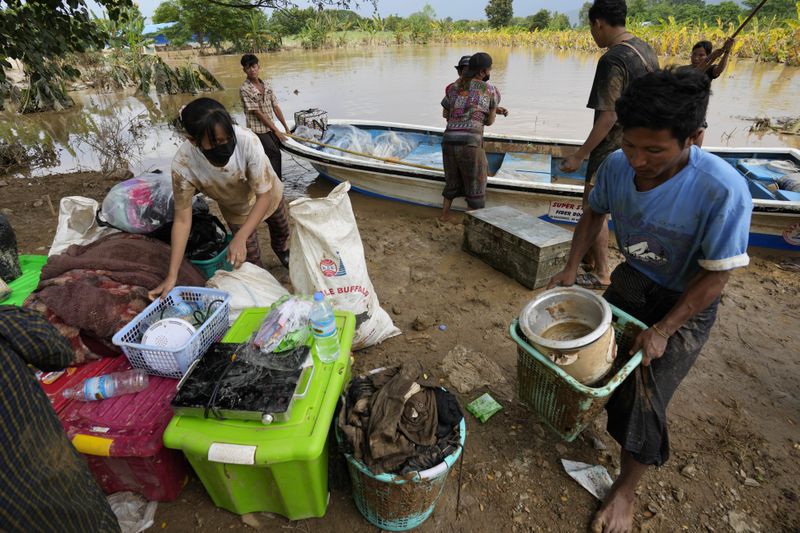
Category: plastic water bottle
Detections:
[
  {"x1": 63, "y1": 370, "x2": 149, "y2": 401},
  {"x1": 309, "y1": 291, "x2": 339, "y2": 363},
  {"x1": 160, "y1": 295, "x2": 196, "y2": 322}
]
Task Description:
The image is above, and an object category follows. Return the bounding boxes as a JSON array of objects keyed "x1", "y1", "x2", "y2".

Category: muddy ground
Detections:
[{"x1": 1, "y1": 161, "x2": 798, "y2": 533}]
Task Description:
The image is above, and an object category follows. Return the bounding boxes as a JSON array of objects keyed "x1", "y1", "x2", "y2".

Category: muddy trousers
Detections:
[
  {"x1": 227, "y1": 199, "x2": 290, "y2": 268},
  {"x1": 441, "y1": 143, "x2": 487, "y2": 209},
  {"x1": 602, "y1": 262, "x2": 719, "y2": 466}
]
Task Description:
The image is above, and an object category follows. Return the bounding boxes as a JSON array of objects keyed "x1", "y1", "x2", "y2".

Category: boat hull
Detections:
[{"x1": 283, "y1": 120, "x2": 800, "y2": 253}]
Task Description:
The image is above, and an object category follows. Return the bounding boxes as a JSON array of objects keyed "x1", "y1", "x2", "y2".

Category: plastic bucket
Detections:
[{"x1": 190, "y1": 235, "x2": 233, "y2": 278}]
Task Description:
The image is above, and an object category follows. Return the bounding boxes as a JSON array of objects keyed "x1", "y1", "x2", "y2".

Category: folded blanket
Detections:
[{"x1": 25, "y1": 233, "x2": 206, "y2": 364}]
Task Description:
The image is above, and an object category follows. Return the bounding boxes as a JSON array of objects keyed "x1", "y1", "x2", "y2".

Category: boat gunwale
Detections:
[{"x1": 282, "y1": 119, "x2": 800, "y2": 215}]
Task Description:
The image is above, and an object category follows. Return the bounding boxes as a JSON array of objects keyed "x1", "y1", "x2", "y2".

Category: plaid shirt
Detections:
[
  {"x1": 0, "y1": 306, "x2": 119, "y2": 532},
  {"x1": 240, "y1": 78, "x2": 279, "y2": 134}
]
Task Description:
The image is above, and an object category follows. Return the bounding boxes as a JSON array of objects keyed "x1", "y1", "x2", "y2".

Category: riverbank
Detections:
[
  {"x1": 192, "y1": 22, "x2": 799, "y2": 66},
  {"x1": 2, "y1": 158, "x2": 798, "y2": 532}
]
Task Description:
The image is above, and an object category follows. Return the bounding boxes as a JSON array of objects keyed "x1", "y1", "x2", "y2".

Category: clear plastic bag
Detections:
[
  {"x1": 249, "y1": 296, "x2": 313, "y2": 354},
  {"x1": 99, "y1": 172, "x2": 176, "y2": 234},
  {"x1": 319, "y1": 126, "x2": 419, "y2": 162},
  {"x1": 107, "y1": 492, "x2": 157, "y2": 533}
]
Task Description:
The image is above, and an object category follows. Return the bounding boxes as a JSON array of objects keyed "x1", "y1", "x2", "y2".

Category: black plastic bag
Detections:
[{"x1": 148, "y1": 198, "x2": 229, "y2": 261}]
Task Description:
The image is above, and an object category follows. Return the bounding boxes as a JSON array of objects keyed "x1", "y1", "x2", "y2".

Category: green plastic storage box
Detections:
[
  {"x1": 0, "y1": 255, "x2": 47, "y2": 306},
  {"x1": 162, "y1": 308, "x2": 355, "y2": 519}
]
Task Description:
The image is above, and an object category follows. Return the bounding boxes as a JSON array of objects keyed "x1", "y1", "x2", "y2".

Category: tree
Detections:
[
  {"x1": 743, "y1": 0, "x2": 795, "y2": 21},
  {"x1": 97, "y1": 5, "x2": 224, "y2": 96},
  {"x1": 0, "y1": 0, "x2": 132, "y2": 111},
  {"x1": 529, "y1": 9, "x2": 552, "y2": 31},
  {"x1": 383, "y1": 14, "x2": 404, "y2": 31},
  {"x1": 485, "y1": 0, "x2": 513, "y2": 28},
  {"x1": 267, "y1": 6, "x2": 316, "y2": 36},
  {"x1": 206, "y1": 0, "x2": 377, "y2": 9},
  {"x1": 406, "y1": 4, "x2": 436, "y2": 43},
  {"x1": 151, "y1": 0, "x2": 259, "y2": 50},
  {"x1": 549, "y1": 12, "x2": 571, "y2": 30},
  {"x1": 578, "y1": 1, "x2": 593, "y2": 26},
  {"x1": 706, "y1": 1, "x2": 744, "y2": 25}
]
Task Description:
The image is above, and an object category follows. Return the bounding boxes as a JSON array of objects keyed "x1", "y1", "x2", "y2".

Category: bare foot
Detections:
[
  {"x1": 437, "y1": 215, "x2": 461, "y2": 226},
  {"x1": 590, "y1": 484, "x2": 635, "y2": 533}
]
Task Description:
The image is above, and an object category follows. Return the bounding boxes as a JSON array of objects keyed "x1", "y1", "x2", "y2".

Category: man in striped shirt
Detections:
[{"x1": 240, "y1": 54, "x2": 290, "y2": 182}]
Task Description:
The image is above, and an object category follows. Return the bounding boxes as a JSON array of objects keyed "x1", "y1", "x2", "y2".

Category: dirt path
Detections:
[{"x1": 1, "y1": 164, "x2": 798, "y2": 532}]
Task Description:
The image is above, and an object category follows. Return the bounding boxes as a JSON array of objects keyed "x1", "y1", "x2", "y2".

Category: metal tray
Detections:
[{"x1": 171, "y1": 342, "x2": 314, "y2": 424}]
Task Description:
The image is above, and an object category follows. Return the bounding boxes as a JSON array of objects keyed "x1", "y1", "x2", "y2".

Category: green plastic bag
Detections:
[{"x1": 466, "y1": 393, "x2": 503, "y2": 423}]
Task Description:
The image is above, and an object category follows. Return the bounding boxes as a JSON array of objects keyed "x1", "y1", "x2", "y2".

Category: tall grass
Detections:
[{"x1": 444, "y1": 16, "x2": 800, "y2": 66}]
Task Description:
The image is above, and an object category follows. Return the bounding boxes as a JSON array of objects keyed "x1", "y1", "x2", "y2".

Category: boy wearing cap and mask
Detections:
[
  {"x1": 440, "y1": 52, "x2": 507, "y2": 221},
  {"x1": 454, "y1": 55, "x2": 471, "y2": 79}
]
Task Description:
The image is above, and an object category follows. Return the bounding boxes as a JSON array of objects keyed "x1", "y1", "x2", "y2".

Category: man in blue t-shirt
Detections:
[{"x1": 549, "y1": 67, "x2": 751, "y2": 533}]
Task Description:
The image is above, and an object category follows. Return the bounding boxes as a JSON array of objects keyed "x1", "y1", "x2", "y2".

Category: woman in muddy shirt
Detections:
[{"x1": 149, "y1": 98, "x2": 288, "y2": 299}]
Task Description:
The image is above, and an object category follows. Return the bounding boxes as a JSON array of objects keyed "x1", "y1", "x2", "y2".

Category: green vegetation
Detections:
[
  {"x1": 485, "y1": 0, "x2": 513, "y2": 29},
  {"x1": 222, "y1": 0, "x2": 800, "y2": 66},
  {"x1": 0, "y1": 0, "x2": 131, "y2": 112},
  {"x1": 152, "y1": 0, "x2": 279, "y2": 53},
  {"x1": 92, "y1": 6, "x2": 223, "y2": 96}
]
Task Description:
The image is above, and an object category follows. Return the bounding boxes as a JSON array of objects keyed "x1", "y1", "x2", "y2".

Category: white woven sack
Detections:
[
  {"x1": 289, "y1": 182, "x2": 400, "y2": 349},
  {"x1": 206, "y1": 262, "x2": 289, "y2": 323},
  {"x1": 50, "y1": 196, "x2": 119, "y2": 256}
]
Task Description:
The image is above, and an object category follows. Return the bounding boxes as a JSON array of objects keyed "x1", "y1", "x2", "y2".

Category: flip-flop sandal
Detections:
[{"x1": 575, "y1": 272, "x2": 610, "y2": 290}]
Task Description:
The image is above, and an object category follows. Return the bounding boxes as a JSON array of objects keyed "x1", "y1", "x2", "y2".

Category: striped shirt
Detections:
[
  {"x1": 240, "y1": 78, "x2": 279, "y2": 134},
  {"x1": 0, "y1": 306, "x2": 119, "y2": 533}
]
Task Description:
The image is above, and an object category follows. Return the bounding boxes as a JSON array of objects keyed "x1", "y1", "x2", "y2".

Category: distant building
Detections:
[{"x1": 143, "y1": 22, "x2": 177, "y2": 46}]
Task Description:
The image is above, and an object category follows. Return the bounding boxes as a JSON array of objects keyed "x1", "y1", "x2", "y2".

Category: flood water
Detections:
[{"x1": 2, "y1": 45, "x2": 798, "y2": 179}]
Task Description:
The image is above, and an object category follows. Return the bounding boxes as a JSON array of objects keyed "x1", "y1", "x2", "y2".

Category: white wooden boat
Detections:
[{"x1": 282, "y1": 120, "x2": 800, "y2": 252}]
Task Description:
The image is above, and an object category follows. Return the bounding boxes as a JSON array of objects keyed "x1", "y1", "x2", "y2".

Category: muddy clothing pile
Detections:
[{"x1": 338, "y1": 363, "x2": 463, "y2": 475}]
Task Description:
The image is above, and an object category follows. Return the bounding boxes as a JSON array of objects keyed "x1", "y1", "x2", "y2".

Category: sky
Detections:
[{"x1": 129, "y1": 0, "x2": 588, "y2": 22}]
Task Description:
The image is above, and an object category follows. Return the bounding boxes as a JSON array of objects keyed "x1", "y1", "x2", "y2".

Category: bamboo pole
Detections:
[
  {"x1": 701, "y1": 0, "x2": 770, "y2": 70},
  {"x1": 731, "y1": 0, "x2": 769, "y2": 39}
]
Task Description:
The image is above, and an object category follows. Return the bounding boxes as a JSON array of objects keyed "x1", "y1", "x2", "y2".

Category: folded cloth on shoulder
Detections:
[{"x1": 24, "y1": 233, "x2": 206, "y2": 364}]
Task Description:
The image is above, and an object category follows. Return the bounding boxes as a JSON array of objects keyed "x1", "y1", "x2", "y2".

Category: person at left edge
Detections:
[
  {"x1": 240, "y1": 54, "x2": 290, "y2": 182},
  {"x1": 149, "y1": 98, "x2": 290, "y2": 300},
  {"x1": 0, "y1": 306, "x2": 120, "y2": 533}
]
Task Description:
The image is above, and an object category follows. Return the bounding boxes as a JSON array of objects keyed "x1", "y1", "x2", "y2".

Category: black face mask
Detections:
[
  {"x1": 201, "y1": 136, "x2": 236, "y2": 167},
  {"x1": 482, "y1": 74, "x2": 491, "y2": 82}
]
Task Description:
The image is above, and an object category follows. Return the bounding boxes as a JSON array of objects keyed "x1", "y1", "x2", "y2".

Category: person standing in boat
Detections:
[
  {"x1": 439, "y1": 52, "x2": 508, "y2": 221},
  {"x1": 688, "y1": 38, "x2": 735, "y2": 147},
  {"x1": 149, "y1": 98, "x2": 290, "y2": 299},
  {"x1": 560, "y1": 0, "x2": 659, "y2": 289},
  {"x1": 549, "y1": 67, "x2": 751, "y2": 533},
  {"x1": 239, "y1": 54, "x2": 290, "y2": 182}
]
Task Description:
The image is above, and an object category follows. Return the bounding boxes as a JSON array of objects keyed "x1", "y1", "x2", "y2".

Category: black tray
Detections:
[{"x1": 171, "y1": 342, "x2": 313, "y2": 423}]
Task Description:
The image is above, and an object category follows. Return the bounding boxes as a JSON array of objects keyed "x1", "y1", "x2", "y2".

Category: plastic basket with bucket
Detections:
[
  {"x1": 340, "y1": 418, "x2": 466, "y2": 531},
  {"x1": 510, "y1": 287, "x2": 646, "y2": 441}
]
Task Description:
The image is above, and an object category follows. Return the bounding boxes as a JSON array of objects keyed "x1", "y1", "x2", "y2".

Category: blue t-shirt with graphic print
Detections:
[{"x1": 588, "y1": 146, "x2": 752, "y2": 292}]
